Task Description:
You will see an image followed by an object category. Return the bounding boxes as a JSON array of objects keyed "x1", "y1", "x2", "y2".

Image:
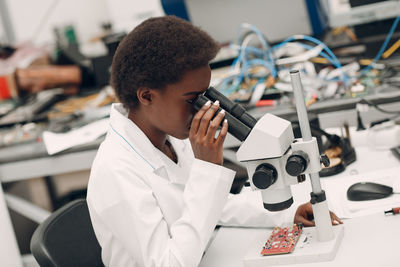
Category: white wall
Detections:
[
  {"x1": 185, "y1": 0, "x2": 312, "y2": 43},
  {"x1": 5, "y1": 0, "x2": 164, "y2": 46},
  {"x1": 0, "y1": 16, "x2": 5, "y2": 44},
  {"x1": 5, "y1": 0, "x2": 325, "y2": 46},
  {"x1": 7, "y1": 0, "x2": 110, "y2": 45},
  {"x1": 105, "y1": 0, "x2": 164, "y2": 33}
]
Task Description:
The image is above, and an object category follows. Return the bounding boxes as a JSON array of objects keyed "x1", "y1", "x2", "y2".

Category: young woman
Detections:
[{"x1": 87, "y1": 15, "x2": 342, "y2": 267}]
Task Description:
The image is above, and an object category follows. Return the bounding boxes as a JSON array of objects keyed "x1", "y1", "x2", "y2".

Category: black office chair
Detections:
[{"x1": 30, "y1": 198, "x2": 104, "y2": 267}]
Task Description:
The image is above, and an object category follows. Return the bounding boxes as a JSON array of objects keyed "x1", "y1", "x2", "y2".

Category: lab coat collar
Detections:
[{"x1": 109, "y1": 103, "x2": 189, "y2": 185}]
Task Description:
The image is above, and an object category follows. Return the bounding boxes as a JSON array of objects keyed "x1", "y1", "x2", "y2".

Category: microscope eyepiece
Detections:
[{"x1": 205, "y1": 87, "x2": 257, "y2": 129}]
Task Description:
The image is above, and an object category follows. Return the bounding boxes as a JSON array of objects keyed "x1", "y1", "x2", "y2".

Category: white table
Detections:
[
  {"x1": 200, "y1": 137, "x2": 400, "y2": 267},
  {"x1": 200, "y1": 213, "x2": 400, "y2": 267}
]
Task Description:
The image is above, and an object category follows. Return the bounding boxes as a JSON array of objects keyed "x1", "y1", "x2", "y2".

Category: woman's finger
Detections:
[
  {"x1": 205, "y1": 109, "x2": 225, "y2": 140},
  {"x1": 190, "y1": 100, "x2": 211, "y2": 137},
  {"x1": 330, "y1": 212, "x2": 343, "y2": 225},
  {"x1": 216, "y1": 119, "x2": 228, "y2": 145},
  {"x1": 295, "y1": 216, "x2": 315, "y2": 227},
  {"x1": 197, "y1": 100, "x2": 220, "y2": 137}
]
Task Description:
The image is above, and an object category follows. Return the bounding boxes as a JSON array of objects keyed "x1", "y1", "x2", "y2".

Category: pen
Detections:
[{"x1": 384, "y1": 207, "x2": 400, "y2": 215}]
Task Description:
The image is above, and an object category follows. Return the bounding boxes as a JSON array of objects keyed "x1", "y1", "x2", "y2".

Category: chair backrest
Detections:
[{"x1": 30, "y1": 199, "x2": 104, "y2": 267}]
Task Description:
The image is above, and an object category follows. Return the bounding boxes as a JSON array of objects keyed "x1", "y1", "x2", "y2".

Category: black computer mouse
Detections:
[{"x1": 347, "y1": 182, "x2": 393, "y2": 201}]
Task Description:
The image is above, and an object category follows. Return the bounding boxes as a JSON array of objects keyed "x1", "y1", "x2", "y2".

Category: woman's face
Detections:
[{"x1": 149, "y1": 65, "x2": 211, "y2": 139}]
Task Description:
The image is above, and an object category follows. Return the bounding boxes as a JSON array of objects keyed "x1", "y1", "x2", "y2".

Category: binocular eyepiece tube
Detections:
[
  {"x1": 204, "y1": 88, "x2": 257, "y2": 129},
  {"x1": 193, "y1": 87, "x2": 257, "y2": 142}
]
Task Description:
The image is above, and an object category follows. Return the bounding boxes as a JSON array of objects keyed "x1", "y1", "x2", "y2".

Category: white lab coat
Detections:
[{"x1": 87, "y1": 103, "x2": 296, "y2": 267}]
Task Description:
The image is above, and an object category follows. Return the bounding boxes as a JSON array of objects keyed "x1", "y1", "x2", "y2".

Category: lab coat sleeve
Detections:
[
  {"x1": 218, "y1": 187, "x2": 298, "y2": 228},
  {"x1": 92, "y1": 158, "x2": 235, "y2": 267}
]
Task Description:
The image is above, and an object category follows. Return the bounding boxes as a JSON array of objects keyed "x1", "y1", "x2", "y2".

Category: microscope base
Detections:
[{"x1": 244, "y1": 224, "x2": 344, "y2": 266}]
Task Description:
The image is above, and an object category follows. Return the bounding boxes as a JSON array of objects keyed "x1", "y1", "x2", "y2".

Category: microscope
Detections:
[{"x1": 194, "y1": 70, "x2": 344, "y2": 265}]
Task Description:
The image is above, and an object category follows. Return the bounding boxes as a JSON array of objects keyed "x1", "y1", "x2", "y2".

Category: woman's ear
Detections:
[{"x1": 137, "y1": 88, "x2": 154, "y2": 106}]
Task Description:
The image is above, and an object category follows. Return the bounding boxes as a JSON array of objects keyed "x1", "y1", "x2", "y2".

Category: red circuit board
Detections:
[{"x1": 261, "y1": 224, "x2": 303, "y2": 256}]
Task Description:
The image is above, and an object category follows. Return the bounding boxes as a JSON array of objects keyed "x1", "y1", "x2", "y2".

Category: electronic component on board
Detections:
[{"x1": 261, "y1": 223, "x2": 303, "y2": 256}]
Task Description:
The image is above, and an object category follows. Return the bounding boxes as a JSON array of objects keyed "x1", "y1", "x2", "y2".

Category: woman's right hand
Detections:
[{"x1": 189, "y1": 100, "x2": 228, "y2": 165}]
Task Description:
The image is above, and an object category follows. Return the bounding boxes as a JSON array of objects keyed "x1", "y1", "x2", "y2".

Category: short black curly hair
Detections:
[{"x1": 110, "y1": 15, "x2": 220, "y2": 110}]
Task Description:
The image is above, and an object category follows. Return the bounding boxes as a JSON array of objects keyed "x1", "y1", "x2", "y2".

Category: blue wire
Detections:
[
  {"x1": 358, "y1": 14, "x2": 400, "y2": 76},
  {"x1": 274, "y1": 35, "x2": 342, "y2": 68},
  {"x1": 237, "y1": 24, "x2": 277, "y2": 77},
  {"x1": 237, "y1": 24, "x2": 272, "y2": 60},
  {"x1": 238, "y1": 46, "x2": 265, "y2": 58},
  {"x1": 273, "y1": 35, "x2": 349, "y2": 83},
  {"x1": 225, "y1": 43, "x2": 275, "y2": 95},
  {"x1": 242, "y1": 59, "x2": 275, "y2": 79},
  {"x1": 273, "y1": 40, "x2": 331, "y2": 66},
  {"x1": 222, "y1": 12, "x2": 400, "y2": 98},
  {"x1": 272, "y1": 13, "x2": 400, "y2": 80},
  {"x1": 272, "y1": 42, "x2": 340, "y2": 68},
  {"x1": 230, "y1": 44, "x2": 275, "y2": 80},
  {"x1": 293, "y1": 43, "x2": 338, "y2": 67}
]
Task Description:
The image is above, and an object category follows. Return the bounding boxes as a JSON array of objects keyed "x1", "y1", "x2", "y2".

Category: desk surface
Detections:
[
  {"x1": 200, "y1": 130, "x2": 400, "y2": 267},
  {"x1": 0, "y1": 137, "x2": 102, "y2": 182},
  {"x1": 0, "y1": 137, "x2": 102, "y2": 165},
  {"x1": 247, "y1": 86, "x2": 400, "y2": 119},
  {"x1": 200, "y1": 213, "x2": 400, "y2": 267}
]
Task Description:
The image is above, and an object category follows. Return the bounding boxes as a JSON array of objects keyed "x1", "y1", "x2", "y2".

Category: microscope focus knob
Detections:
[
  {"x1": 252, "y1": 164, "x2": 277, "y2": 189},
  {"x1": 285, "y1": 151, "x2": 309, "y2": 176}
]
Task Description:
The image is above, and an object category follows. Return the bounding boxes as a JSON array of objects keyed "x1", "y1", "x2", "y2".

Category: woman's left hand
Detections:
[{"x1": 294, "y1": 202, "x2": 343, "y2": 227}]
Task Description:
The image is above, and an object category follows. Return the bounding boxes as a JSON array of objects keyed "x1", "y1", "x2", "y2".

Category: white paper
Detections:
[{"x1": 43, "y1": 118, "x2": 109, "y2": 155}]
